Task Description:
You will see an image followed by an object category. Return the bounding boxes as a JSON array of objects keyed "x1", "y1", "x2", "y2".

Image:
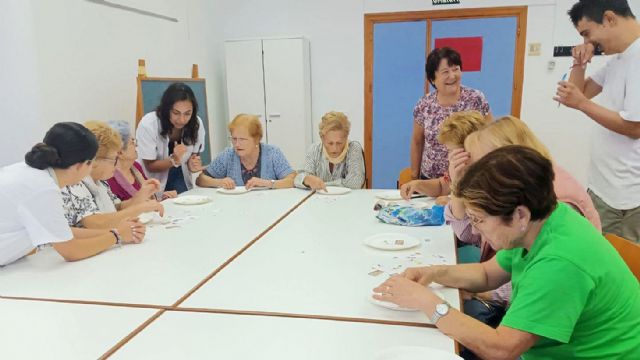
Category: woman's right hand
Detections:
[
  {"x1": 218, "y1": 177, "x2": 236, "y2": 189},
  {"x1": 303, "y1": 175, "x2": 326, "y2": 191},
  {"x1": 116, "y1": 219, "x2": 146, "y2": 244},
  {"x1": 448, "y1": 148, "x2": 470, "y2": 186},
  {"x1": 136, "y1": 179, "x2": 161, "y2": 200},
  {"x1": 400, "y1": 180, "x2": 421, "y2": 200}
]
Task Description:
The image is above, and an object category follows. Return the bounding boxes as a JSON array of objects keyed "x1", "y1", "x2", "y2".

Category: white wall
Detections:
[
  {"x1": 0, "y1": 0, "x2": 228, "y2": 166},
  {"x1": 0, "y1": 1, "x2": 44, "y2": 165}
]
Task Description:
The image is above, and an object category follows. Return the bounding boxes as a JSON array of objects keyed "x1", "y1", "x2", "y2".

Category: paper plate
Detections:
[
  {"x1": 375, "y1": 190, "x2": 404, "y2": 201},
  {"x1": 369, "y1": 289, "x2": 444, "y2": 312},
  {"x1": 217, "y1": 187, "x2": 250, "y2": 195},
  {"x1": 373, "y1": 346, "x2": 463, "y2": 360},
  {"x1": 363, "y1": 233, "x2": 420, "y2": 251},
  {"x1": 317, "y1": 186, "x2": 351, "y2": 195},
  {"x1": 173, "y1": 195, "x2": 211, "y2": 205}
]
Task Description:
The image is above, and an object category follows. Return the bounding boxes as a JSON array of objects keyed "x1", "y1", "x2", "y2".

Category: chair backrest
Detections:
[
  {"x1": 397, "y1": 167, "x2": 412, "y2": 189},
  {"x1": 361, "y1": 147, "x2": 368, "y2": 189},
  {"x1": 605, "y1": 233, "x2": 640, "y2": 281}
]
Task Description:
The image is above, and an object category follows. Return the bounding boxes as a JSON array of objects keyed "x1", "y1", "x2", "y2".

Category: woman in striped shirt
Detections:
[{"x1": 294, "y1": 111, "x2": 365, "y2": 190}]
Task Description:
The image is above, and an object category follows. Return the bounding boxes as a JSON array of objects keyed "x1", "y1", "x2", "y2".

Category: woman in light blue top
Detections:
[{"x1": 197, "y1": 114, "x2": 295, "y2": 189}]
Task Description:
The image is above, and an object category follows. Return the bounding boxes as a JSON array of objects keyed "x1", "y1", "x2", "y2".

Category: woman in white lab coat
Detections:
[
  {"x1": 0, "y1": 122, "x2": 144, "y2": 266},
  {"x1": 136, "y1": 82, "x2": 206, "y2": 194}
]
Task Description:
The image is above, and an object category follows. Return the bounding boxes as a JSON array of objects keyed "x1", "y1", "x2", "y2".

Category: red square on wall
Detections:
[{"x1": 434, "y1": 37, "x2": 483, "y2": 72}]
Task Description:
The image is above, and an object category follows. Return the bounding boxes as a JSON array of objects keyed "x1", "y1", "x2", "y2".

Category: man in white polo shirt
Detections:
[{"x1": 556, "y1": 0, "x2": 640, "y2": 242}]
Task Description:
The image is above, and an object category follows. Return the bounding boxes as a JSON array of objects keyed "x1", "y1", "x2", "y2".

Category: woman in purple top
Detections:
[
  {"x1": 106, "y1": 120, "x2": 177, "y2": 201},
  {"x1": 410, "y1": 47, "x2": 491, "y2": 180}
]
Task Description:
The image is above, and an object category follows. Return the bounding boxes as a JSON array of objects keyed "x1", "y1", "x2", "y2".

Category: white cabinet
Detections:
[{"x1": 224, "y1": 37, "x2": 312, "y2": 169}]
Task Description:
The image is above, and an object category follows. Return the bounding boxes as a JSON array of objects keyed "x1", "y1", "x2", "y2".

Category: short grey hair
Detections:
[{"x1": 107, "y1": 120, "x2": 133, "y2": 150}]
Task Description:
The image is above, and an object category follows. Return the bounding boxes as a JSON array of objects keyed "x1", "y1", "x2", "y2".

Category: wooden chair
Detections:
[
  {"x1": 605, "y1": 233, "x2": 640, "y2": 281},
  {"x1": 397, "y1": 167, "x2": 413, "y2": 189}
]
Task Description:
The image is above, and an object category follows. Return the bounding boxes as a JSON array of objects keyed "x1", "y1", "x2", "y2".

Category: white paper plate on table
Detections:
[
  {"x1": 317, "y1": 186, "x2": 351, "y2": 195},
  {"x1": 217, "y1": 187, "x2": 250, "y2": 195},
  {"x1": 375, "y1": 190, "x2": 404, "y2": 201},
  {"x1": 374, "y1": 346, "x2": 463, "y2": 360},
  {"x1": 368, "y1": 289, "x2": 444, "y2": 312},
  {"x1": 364, "y1": 233, "x2": 420, "y2": 251},
  {"x1": 173, "y1": 195, "x2": 212, "y2": 205}
]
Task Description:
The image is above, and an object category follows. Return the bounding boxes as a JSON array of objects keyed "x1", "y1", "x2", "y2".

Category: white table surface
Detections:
[
  {"x1": 112, "y1": 310, "x2": 458, "y2": 360},
  {"x1": 0, "y1": 188, "x2": 311, "y2": 305},
  {"x1": 0, "y1": 298, "x2": 156, "y2": 359},
  {"x1": 181, "y1": 190, "x2": 459, "y2": 325}
]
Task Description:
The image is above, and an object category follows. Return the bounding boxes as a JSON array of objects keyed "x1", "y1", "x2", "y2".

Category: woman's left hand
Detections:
[
  {"x1": 372, "y1": 276, "x2": 441, "y2": 312},
  {"x1": 162, "y1": 190, "x2": 178, "y2": 199},
  {"x1": 245, "y1": 177, "x2": 270, "y2": 190},
  {"x1": 188, "y1": 154, "x2": 203, "y2": 173}
]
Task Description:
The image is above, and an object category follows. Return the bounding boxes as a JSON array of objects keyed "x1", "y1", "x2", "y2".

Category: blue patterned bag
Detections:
[{"x1": 376, "y1": 205, "x2": 445, "y2": 226}]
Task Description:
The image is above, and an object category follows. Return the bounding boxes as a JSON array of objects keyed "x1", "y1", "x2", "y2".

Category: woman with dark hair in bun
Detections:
[{"x1": 0, "y1": 122, "x2": 145, "y2": 266}]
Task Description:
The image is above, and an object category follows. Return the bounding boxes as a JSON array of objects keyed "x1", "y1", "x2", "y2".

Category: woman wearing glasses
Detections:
[
  {"x1": 62, "y1": 121, "x2": 163, "y2": 229},
  {"x1": 106, "y1": 120, "x2": 178, "y2": 201},
  {"x1": 136, "y1": 82, "x2": 206, "y2": 194},
  {"x1": 197, "y1": 114, "x2": 295, "y2": 189},
  {"x1": 374, "y1": 146, "x2": 639, "y2": 360},
  {"x1": 0, "y1": 122, "x2": 144, "y2": 266}
]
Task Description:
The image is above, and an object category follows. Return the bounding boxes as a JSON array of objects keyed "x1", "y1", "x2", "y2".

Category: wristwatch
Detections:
[
  {"x1": 270, "y1": 179, "x2": 276, "y2": 189},
  {"x1": 431, "y1": 301, "x2": 451, "y2": 325}
]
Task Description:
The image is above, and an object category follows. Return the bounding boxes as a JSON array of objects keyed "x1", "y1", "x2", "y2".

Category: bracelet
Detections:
[{"x1": 109, "y1": 229, "x2": 122, "y2": 247}]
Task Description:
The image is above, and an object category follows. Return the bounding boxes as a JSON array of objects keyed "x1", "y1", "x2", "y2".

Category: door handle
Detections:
[{"x1": 268, "y1": 113, "x2": 280, "y2": 123}]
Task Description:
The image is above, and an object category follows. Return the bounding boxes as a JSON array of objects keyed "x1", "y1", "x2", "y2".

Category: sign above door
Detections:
[{"x1": 432, "y1": 0, "x2": 461, "y2": 5}]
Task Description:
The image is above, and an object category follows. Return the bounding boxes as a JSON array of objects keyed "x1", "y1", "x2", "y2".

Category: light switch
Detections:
[{"x1": 528, "y1": 43, "x2": 542, "y2": 56}]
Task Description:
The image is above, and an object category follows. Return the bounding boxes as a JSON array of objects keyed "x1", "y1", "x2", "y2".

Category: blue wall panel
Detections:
[{"x1": 372, "y1": 21, "x2": 427, "y2": 189}]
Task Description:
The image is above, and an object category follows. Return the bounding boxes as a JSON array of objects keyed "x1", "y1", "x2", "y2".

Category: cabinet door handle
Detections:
[{"x1": 268, "y1": 113, "x2": 281, "y2": 118}]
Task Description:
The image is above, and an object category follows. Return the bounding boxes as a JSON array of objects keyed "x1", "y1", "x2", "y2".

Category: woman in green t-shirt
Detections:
[{"x1": 373, "y1": 145, "x2": 640, "y2": 360}]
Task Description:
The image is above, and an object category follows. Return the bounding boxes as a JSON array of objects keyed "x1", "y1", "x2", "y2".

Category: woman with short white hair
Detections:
[{"x1": 294, "y1": 111, "x2": 365, "y2": 190}]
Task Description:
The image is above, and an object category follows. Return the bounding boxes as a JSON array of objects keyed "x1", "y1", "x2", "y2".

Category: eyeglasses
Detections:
[
  {"x1": 96, "y1": 156, "x2": 119, "y2": 166},
  {"x1": 228, "y1": 136, "x2": 250, "y2": 145},
  {"x1": 466, "y1": 211, "x2": 485, "y2": 228}
]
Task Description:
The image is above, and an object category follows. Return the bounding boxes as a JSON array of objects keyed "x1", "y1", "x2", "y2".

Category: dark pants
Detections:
[
  {"x1": 459, "y1": 298, "x2": 507, "y2": 360},
  {"x1": 165, "y1": 166, "x2": 188, "y2": 194}
]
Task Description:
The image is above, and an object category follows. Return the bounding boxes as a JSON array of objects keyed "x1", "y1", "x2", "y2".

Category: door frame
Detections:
[{"x1": 363, "y1": 6, "x2": 528, "y2": 188}]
